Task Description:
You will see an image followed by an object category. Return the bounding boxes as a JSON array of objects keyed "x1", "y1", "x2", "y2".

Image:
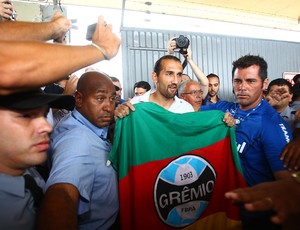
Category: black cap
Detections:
[{"x1": 0, "y1": 88, "x2": 75, "y2": 110}]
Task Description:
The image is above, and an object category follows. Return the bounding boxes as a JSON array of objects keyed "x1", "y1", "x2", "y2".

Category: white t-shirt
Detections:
[{"x1": 130, "y1": 90, "x2": 194, "y2": 113}]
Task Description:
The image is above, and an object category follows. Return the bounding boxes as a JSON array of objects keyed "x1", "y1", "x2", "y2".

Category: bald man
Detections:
[{"x1": 37, "y1": 71, "x2": 119, "y2": 229}]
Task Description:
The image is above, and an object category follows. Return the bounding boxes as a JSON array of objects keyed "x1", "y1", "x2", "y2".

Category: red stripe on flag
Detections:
[{"x1": 119, "y1": 137, "x2": 247, "y2": 229}]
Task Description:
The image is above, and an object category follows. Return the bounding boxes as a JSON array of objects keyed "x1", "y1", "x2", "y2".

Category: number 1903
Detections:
[{"x1": 180, "y1": 171, "x2": 193, "y2": 181}]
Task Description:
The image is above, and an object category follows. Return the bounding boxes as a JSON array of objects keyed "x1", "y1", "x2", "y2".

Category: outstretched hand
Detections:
[
  {"x1": 280, "y1": 136, "x2": 300, "y2": 171},
  {"x1": 225, "y1": 178, "x2": 300, "y2": 225},
  {"x1": 51, "y1": 12, "x2": 72, "y2": 43},
  {"x1": 92, "y1": 16, "x2": 121, "y2": 61}
]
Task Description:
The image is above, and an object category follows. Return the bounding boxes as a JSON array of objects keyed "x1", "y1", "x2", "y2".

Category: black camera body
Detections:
[{"x1": 174, "y1": 35, "x2": 190, "y2": 54}]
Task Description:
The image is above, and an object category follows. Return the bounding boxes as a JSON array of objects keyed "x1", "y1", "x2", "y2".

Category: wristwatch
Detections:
[{"x1": 292, "y1": 171, "x2": 300, "y2": 184}]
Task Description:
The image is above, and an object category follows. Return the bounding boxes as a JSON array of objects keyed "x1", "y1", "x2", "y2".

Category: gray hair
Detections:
[{"x1": 177, "y1": 80, "x2": 199, "y2": 96}]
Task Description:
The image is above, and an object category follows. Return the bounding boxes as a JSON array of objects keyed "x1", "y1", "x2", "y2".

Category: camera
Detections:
[{"x1": 174, "y1": 35, "x2": 190, "y2": 54}]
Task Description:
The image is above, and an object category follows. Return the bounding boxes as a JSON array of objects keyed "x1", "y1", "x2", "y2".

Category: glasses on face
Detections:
[{"x1": 182, "y1": 90, "x2": 203, "y2": 96}]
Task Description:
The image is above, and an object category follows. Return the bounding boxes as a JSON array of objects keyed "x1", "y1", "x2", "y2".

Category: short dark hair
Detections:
[
  {"x1": 110, "y1": 76, "x2": 120, "y2": 82},
  {"x1": 267, "y1": 78, "x2": 293, "y2": 94},
  {"x1": 133, "y1": 81, "x2": 151, "y2": 91},
  {"x1": 153, "y1": 55, "x2": 182, "y2": 76},
  {"x1": 292, "y1": 82, "x2": 300, "y2": 100},
  {"x1": 293, "y1": 74, "x2": 300, "y2": 83},
  {"x1": 232, "y1": 55, "x2": 268, "y2": 81},
  {"x1": 207, "y1": 73, "x2": 219, "y2": 80}
]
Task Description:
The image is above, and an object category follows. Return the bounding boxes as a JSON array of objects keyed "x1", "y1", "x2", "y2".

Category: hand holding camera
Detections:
[
  {"x1": 167, "y1": 35, "x2": 190, "y2": 55},
  {"x1": 174, "y1": 35, "x2": 190, "y2": 54},
  {"x1": 0, "y1": 0, "x2": 16, "y2": 21}
]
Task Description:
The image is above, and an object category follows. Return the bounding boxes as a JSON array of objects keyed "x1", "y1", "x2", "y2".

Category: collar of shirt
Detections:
[
  {"x1": 0, "y1": 173, "x2": 25, "y2": 197},
  {"x1": 291, "y1": 101, "x2": 300, "y2": 110},
  {"x1": 207, "y1": 95, "x2": 220, "y2": 102},
  {"x1": 72, "y1": 109, "x2": 109, "y2": 140},
  {"x1": 132, "y1": 89, "x2": 181, "y2": 103},
  {"x1": 135, "y1": 89, "x2": 153, "y2": 102},
  {"x1": 280, "y1": 106, "x2": 295, "y2": 119}
]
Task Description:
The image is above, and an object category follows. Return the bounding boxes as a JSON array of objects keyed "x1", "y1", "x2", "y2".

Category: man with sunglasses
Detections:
[{"x1": 110, "y1": 76, "x2": 126, "y2": 106}]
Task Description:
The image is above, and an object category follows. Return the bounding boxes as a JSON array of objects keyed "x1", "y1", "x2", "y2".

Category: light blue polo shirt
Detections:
[{"x1": 46, "y1": 109, "x2": 119, "y2": 230}]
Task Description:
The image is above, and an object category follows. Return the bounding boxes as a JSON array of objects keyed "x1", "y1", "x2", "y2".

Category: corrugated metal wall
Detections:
[{"x1": 121, "y1": 27, "x2": 300, "y2": 101}]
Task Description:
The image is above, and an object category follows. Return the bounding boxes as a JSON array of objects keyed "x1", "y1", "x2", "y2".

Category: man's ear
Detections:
[
  {"x1": 289, "y1": 93, "x2": 293, "y2": 103},
  {"x1": 74, "y1": 91, "x2": 83, "y2": 108},
  {"x1": 263, "y1": 77, "x2": 269, "y2": 91},
  {"x1": 152, "y1": 72, "x2": 158, "y2": 84}
]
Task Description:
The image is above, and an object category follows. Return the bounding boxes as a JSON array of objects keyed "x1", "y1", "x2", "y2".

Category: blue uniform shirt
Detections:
[
  {"x1": 201, "y1": 99, "x2": 293, "y2": 187},
  {"x1": 46, "y1": 109, "x2": 119, "y2": 230},
  {"x1": 0, "y1": 168, "x2": 44, "y2": 230}
]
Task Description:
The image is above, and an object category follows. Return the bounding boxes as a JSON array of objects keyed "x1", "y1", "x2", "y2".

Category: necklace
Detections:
[{"x1": 231, "y1": 99, "x2": 263, "y2": 125}]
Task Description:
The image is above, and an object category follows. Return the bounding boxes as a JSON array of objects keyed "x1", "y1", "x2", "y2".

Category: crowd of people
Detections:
[
  {"x1": 0, "y1": 5, "x2": 300, "y2": 230},
  {"x1": 114, "y1": 55, "x2": 300, "y2": 230},
  {"x1": 0, "y1": 8, "x2": 121, "y2": 230}
]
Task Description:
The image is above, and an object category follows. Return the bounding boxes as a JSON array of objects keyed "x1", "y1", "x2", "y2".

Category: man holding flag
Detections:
[{"x1": 112, "y1": 55, "x2": 244, "y2": 229}]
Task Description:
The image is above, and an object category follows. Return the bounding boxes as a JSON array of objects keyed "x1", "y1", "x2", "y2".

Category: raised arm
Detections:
[
  {"x1": 0, "y1": 12, "x2": 71, "y2": 42},
  {"x1": 280, "y1": 135, "x2": 300, "y2": 171},
  {"x1": 185, "y1": 46, "x2": 209, "y2": 98},
  {"x1": 0, "y1": 16, "x2": 121, "y2": 95},
  {"x1": 225, "y1": 177, "x2": 300, "y2": 226},
  {"x1": 167, "y1": 37, "x2": 208, "y2": 97}
]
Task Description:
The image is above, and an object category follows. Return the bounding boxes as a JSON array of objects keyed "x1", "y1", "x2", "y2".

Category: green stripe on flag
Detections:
[{"x1": 109, "y1": 102, "x2": 243, "y2": 180}]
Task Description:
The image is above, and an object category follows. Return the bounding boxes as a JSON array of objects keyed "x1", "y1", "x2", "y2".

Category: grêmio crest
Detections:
[{"x1": 154, "y1": 155, "x2": 216, "y2": 228}]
